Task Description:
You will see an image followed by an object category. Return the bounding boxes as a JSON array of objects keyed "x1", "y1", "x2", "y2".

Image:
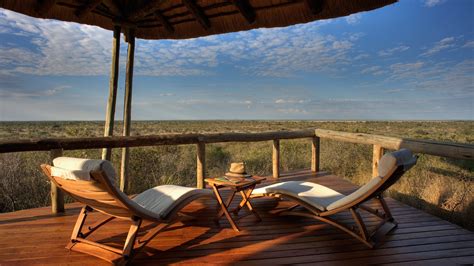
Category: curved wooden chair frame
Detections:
[
  {"x1": 252, "y1": 165, "x2": 408, "y2": 248},
  {"x1": 41, "y1": 164, "x2": 213, "y2": 265}
]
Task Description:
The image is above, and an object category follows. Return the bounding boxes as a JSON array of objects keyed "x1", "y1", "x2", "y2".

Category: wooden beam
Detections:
[
  {"x1": 0, "y1": 130, "x2": 313, "y2": 152},
  {"x1": 304, "y1": 0, "x2": 324, "y2": 15},
  {"x1": 75, "y1": 0, "x2": 103, "y2": 18},
  {"x1": 182, "y1": 0, "x2": 210, "y2": 30},
  {"x1": 120, "y1": 29, "x2": 135, "y2": 192},
  {"x1": 102, "y1": 26, "x2": 121, "y2": 161},
  {"x1": 314, "y1": 129, "x2": 474, "y2": 160},
  {"x1": 50, "y1": 148, "x2": 64, "y2": 214},
  {"x1": 311, "y1": 137, "x2": 320, "y2": 172},
  {"x1": 102, "y1": 0, "x2": 123, "y2": 17},
  {"x1": 372, "y1": 145, "x2": 384, "y2": 177},
  {"x1": 231, "y1": 0, "x2": 256, "y2": 24},
  {"x1": 128, "y1": 0, "x2": 165, "y2": 21},
  {"x1": 154, "y1": 10, "x2": 174, "y2": 33},
  {"x1": 196, "y1": 142, "x2": 206, "y2": 189},
  {"x1": 35, "y1": 0, "x2": 57, "y2": 14},
  {"x1": 2, "y1": 129, "x2": 474, "y2": 161},
  {"x1": 272, "y1": 139, "x2": 280, "y2": 178}
]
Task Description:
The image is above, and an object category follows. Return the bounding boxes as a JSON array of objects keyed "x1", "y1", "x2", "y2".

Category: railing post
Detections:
[
  {"x1": 120, "y1": 29, "x2": 135, "y2": 193},
  {"x1": 311, "y1": 137, "x2": 320, "y2": 172},
  {"x1": 373, "y1": 144, "x2": 384, "y2": 177},
  {"x1": 102, "y1": 25, "x2": 121, "y2": 161},
  {"x1": 272, "y1": 139, "x2": 280, "y2": 178},
  {"x1": 196, "y1": 142, "x2": 206, "y2": 188},
  {"x1": 50, "y1": 148, "x2": 64, "y2": 214}
]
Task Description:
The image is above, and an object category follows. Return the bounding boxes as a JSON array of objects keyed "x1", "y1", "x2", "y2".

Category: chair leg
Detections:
[
  {"x1": 81, "y1": 216, "x2": 115, "y2": 238},
  {"x1": 67, "y1": 206, "x2": 89, "y2": 249},
  {"x1": 289, "y1": 211, "x2": 375, "y2": 249},
  {"x1": 350, "y1": 208, "x2": 369, "y2": 241},
  {"x1": 377, "y1": 196, "x2": 394, "y2": 221},
  {"x1": 135, "y1": 223, "x2": 170, "y2": 251},
  {"x1": 122, "y1": 218, "x2": 142, "y2": 259}
]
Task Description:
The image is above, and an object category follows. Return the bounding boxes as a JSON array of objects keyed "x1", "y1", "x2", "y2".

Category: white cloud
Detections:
[
  {"x1": 424, "y1": 0, "x2": 446, "y2": 7},
  {"x1": 45, "y1": 85, "x2": 71, "y2": 96},
  {"x1": 0, "y1": 9, "x2": 362, "y2": 79},
  {"x1": 420, "y1": 37, "x2": 456, "y2": 56},
  {"x1": 378, "y1": 45, "x2": 410, "y2": 56},
  {"x1": 354, "y1": 53, "x2": 369, "y2": 60},
  {"x1": 389, "y1": 61, "x2": 424, "y2": 80},
  {"x1": 159, "y1": 93, "x2": 175, "y2": 97},
  {"x1": 361, "y1": 66, "x2": 387, "y2": 76},
  {"x1": 462, "y1": 41, "x2": 474, "y2": 48},
  {"x1": 345, "y1": 14, "x2": 362, "y2": 25},
  {"x1": 0, "y1": 85, "x2": 71, "y2": 98},
  {"x1": 277, "y1": 108, "x2": 308, "y2": 114},
  {"x1": 274, "y1": 99, "x2": 307, "y2": 104}
]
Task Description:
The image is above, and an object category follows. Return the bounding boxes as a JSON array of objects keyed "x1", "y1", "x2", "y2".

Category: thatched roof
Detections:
[{"x1": 0, "y1": 0, "x2": 397, "y2": 40}]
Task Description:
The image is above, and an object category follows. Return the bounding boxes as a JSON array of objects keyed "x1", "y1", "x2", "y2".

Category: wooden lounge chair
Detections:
[
  {"x1": 40, "y1": 157, "x2": 213, "y2": 265},
  {"x1": 251, "y1": 149, "x2": 417, "y2": 248}
]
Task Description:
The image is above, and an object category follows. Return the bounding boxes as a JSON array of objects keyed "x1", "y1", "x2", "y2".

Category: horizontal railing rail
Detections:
[
  {"x1": 0, "y1": 129, "x2": 316, "y2": 153},
  {"x1": 0, "y1": 128, "x2": 472, "y2": 214},
  {"x1": 314, "y1": 129, "x2": 474, "y2": 160}
]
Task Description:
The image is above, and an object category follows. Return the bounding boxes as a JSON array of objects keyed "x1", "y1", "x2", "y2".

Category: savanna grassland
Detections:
[{"x1": 0, "y1": 120, "x2": 473, "y2": 230}]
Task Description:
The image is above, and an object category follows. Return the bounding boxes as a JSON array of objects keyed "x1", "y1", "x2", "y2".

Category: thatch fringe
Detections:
[{"x1": 0, "y1": 0, "x2": 397, "y2": 40}]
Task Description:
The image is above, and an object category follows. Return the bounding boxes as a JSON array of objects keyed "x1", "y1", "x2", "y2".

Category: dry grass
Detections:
[{"x1": 0, "y1": 120, "x2": 472, "y2": 230}]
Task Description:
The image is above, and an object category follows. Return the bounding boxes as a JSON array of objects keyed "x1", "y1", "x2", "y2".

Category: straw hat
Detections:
[{"x1": 225, "y1": 162, "x2": 252, "y2": 178}]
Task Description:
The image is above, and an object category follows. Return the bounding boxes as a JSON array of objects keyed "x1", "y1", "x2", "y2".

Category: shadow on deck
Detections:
[{"x1": 0, "y1": 170, "x2": 473, "y2": 265}]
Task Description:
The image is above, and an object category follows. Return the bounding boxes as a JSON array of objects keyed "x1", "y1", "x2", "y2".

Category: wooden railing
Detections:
[{"x1": 0, "y1": 128, "x2": 473, "y2": 214}]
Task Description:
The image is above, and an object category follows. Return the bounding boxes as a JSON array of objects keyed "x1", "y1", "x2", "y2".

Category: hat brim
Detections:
[{"x1": 225, "y1": 172, "x2": 252, "y2": 178}]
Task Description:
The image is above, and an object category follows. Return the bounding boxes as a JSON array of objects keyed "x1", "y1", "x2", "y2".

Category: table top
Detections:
[{"x1": 205, "y1": 176, "x2": 266, "y2": 188}]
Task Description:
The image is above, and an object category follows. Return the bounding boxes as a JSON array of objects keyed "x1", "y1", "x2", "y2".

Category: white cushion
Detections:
[
  {"x1": 378, "y1": 149, "x2": 417, "y2": 177},
  {"x1": 133, "y1": 185, "x2": 213, "y2": 218},
  {"x1": 252, "y1": 181, "x2": 346, "y2": 211},
  {"x1": 50, "y1": 166, "x2": 91, "y2": 181},
  {"x1": 326, "y1": 177, "x2": 382, "y2": 210},
  {"x1": 52, "y1": 157, "x2": 116, "y2": 183},
  {"x1": 378, "y1": 153, "x2": 397, "y2": 177}
]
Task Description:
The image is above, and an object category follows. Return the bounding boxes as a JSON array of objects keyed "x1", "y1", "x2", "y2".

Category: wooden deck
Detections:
[{"x1": 1, "y1": 170, "x2": 473, "y2": 265}]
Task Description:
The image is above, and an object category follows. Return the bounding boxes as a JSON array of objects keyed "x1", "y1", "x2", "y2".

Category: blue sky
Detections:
[{"x1": 0, "y1": 0, "x2": 473, "y2": 121}]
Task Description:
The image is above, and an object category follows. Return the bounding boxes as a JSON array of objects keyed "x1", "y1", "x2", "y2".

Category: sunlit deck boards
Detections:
[{"x1": 1, "y1": 171, "x2": 473, "y2": 265}]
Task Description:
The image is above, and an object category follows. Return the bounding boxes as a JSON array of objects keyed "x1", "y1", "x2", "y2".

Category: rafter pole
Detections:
[
  {"x1": 35, "y1": 0, "x2": 57, "y2": 14},
  {"x1": 128, "y1": 0, "x2": 165, "y2": 21},
  {"x1": 102, "y1": 25, "x2": 121, "y2": 161},
  {"x1": 304, "y1": 0, "x2": 325, "y2": 15},
  {"x1": 76, "y1": 0, "x2": 103, "y2": 18},
  {"x1": 120, "y1": 29, "x2": 135, "y2": 193},
  {"x1": 102, "y1": 0, "x2": 123, "y2": 17},
  {"x1": 231, "y1": 0, "x2": 256, "y2": 24},
  {"x1": 154, "y1": 10, "x2": 174, "y2": 33},
  {"x1": 182, "y1": 0, "x2": 210, "y2": 30}
]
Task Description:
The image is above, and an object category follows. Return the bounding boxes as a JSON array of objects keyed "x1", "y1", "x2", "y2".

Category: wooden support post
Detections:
[
  {"x1": 182, "y1": 0, "x2": 210, "y2": 29},
  {"x1": 311, "y1": 136, "x2": 320, "y2": 172},
  {"x1": 120, "y1": 29, "x2": 135, "y2": 193},
  {"x1": 196, "y1": 142, "x2": 206, "y2": 189},
  {"x1": 272, "y1": 139, "x2": 280, "y2": 178},
  {"x1": 102, "y1": 25, "x2": 121, "y2": 161},
  {"x1": 372, "y1": 144, "x2": 384, "y2": 177},
  {"x1": 305, "y1": 0, "x2": 325, "y2": 15},
  {"x1": 231, "y1": 0, "x2": 256, "y2": 24},
  {"x1": 50, "y1": 148, "x2": 64, "y2": 213}
]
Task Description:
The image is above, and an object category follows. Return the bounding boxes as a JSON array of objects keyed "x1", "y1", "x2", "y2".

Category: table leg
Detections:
[
  {"x1": 233, "y1": 184, "x2": 255, "y2": 215},
  {"x1": 231, "y1": 185, "x2": 261, "y2": 222},
  {"x1": 241, "y1": 187, "x2": 261, "y2": 222},
  {"x1": 211, "y1": 185, "x2": 240, "y2": 232},
  {"x1": 216, "y1": 189, "x2": 236, "y2": 219}
]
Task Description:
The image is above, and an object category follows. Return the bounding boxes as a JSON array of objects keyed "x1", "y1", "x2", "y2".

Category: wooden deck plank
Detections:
[{"x1": 0, "y1": 170, "x2": 472, "y2": 265}]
